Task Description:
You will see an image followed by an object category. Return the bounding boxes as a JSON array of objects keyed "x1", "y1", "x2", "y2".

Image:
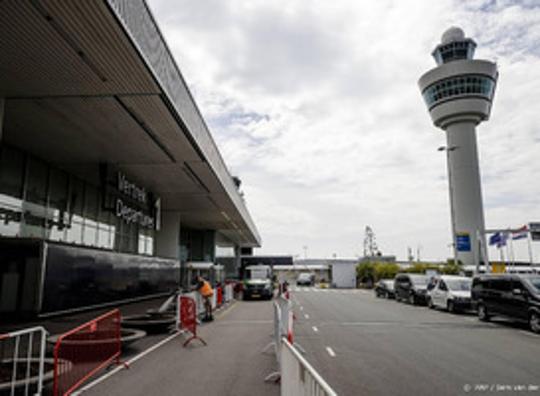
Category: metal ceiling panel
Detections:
[
  {"x1": 118, "y1": 95, "x2": 201, "y2": 163},
  {"x1": 118, "y1": 164, "x2": 204, "y2": 195},
  {"x1": 4, "y1": 97, "x2": 170, "y2": 164},
  {"x1": 0, "y1": 1, "x2": 158, "y2": 97}
]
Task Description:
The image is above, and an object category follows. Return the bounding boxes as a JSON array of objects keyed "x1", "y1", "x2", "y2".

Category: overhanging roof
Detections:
[{"x1": 0, "y1": 0, "x2": 260, "y2": 247}]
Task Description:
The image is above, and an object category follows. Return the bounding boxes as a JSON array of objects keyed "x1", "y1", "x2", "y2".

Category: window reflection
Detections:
[
  {"x1": 0, "y1": 145, "x2": 155, "y2": 255},
  {"x1": 423, "y1": 75, "x2": 495, "y2": 108}
]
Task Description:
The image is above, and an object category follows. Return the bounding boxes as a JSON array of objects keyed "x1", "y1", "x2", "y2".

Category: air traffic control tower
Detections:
[{"x1": 418, "y1": 27, "x2": 498, "y2": 266}]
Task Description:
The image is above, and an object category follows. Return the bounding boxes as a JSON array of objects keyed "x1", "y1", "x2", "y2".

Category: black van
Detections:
[
  {"x1": 394, "y1": 274, "x2": 429, "y2": 305},
  {"x1": 471, "y1": 274, "x2": 540, "y2": 333}
]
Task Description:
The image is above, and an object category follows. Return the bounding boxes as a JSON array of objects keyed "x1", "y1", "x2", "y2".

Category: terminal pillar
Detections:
[
  {"x1": 0, "y1": 98, "x2": 4, "y2": 141},
  {"x1": 234, "y1": 245, "x2": 242, "y2": 277},
  {"x1": 154, "y1": 211, "x2": 181, "y2": 259}
]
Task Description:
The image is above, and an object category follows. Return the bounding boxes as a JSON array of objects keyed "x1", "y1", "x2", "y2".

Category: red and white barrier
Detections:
[
  {"x1": 224, "y1": 284, "x2": 234, "y2": 302},
  {"x1": 53, "y1": 309, "x2": 124, "y2": 396},
  {"x1": 217, "y1": 287, "x2": 223, "y2": 307},
  {"x1": 177, "y1": 295, "x2": 207, "y2": 347}
]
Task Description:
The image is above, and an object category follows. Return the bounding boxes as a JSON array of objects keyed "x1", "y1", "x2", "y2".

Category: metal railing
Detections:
[
  {"x1": 281, "y1": 338, "x2": 338, "y2": 396},
  {"x1": 0, "y1": 326, "x2": 47, "y2": 396},
  {"x1": 224, "y1": 284, "x2": 234, "y2": 302}
]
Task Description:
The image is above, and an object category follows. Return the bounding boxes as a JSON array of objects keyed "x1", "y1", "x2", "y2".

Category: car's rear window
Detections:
[
  {"x1": 446, "y1": 279, "x2": 471, "y2": 291},
  {"x1": 525, "y1": 277, "x2": 540, "y2": 292}
]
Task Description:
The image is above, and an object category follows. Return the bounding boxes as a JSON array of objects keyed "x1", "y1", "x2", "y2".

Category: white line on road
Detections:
[
  {"x1": 312, "y1": 326, "x2": 319, "y2": 333},
  {"x1": 326, "y1": 346, "x2": 336, "y2": 357},
  {"x1": 73, "y1": 331, "x2": 182, "y2": 395},
  {"x1": 304, "y1": 314, "x2": 310, "y2": 319}
]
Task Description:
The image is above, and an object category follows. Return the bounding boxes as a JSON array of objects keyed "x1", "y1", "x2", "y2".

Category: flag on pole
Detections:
[
  {"x1": 489, "y1": 232, "x2": 501, "y2": 246},
  {"x1": 512, "y1": 225, "x2": 528, "y2": 240},
  {"x1": 498, "y1": 232, "x2": 509, "y2": 248},
  {"x1": 490, "y1": 232, "x2": 508, "y2": 248}
]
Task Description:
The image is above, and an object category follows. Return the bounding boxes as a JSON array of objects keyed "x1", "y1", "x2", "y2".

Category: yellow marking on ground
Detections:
[{"x1": 214, "y1": 300, "x2": 238, "y2": 319}]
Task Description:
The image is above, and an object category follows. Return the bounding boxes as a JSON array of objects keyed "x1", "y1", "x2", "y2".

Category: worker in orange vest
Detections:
[{"x1": 195, "y1": 276, "x2": 214, "y2": 322}]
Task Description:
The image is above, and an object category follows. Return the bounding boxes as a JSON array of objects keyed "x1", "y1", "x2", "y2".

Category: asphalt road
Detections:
[
  {"x1": 290, "y1": 287, "x2": 540, "y2": 396},
  {"x1": 81, "y1": 300, "x2": 279, "y2": 396}
]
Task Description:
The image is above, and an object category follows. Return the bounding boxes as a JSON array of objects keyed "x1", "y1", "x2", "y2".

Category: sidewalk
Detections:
[{"x1": 81, "y1": 300, "x2": 280, "y2": 396}]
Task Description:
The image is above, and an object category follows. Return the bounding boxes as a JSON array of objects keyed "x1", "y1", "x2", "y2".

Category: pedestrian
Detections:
[{"x1": 194, "y1": 275, "x2": 214, "y2": 322}]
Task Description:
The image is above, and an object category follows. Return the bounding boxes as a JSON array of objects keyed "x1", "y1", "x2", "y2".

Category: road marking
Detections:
[
  {"x1": 73, "y1": 300, "x2": 239, "y2": 395},
  {"x1": 326, "y1": 347, "x2": 336, "y2": 357},
  {"x1": 215, "y1": 301, "x2": 238, "y2": 319},
  {"x1": 300, "y1": 306, "x2": 304, "y2": 311},
  {"x1": 304, "y1": 314, "x2": 310, "y2": 319},
  {"x1": 312, "y1": 326, "x2": 319, "y2": 333},
  {"x1": 73, "y1": 331, "x2": 181, "y2": 395}
]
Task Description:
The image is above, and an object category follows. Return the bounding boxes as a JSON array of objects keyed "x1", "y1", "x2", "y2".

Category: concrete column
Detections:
[
  {"x1": 154, "y1": 211, "x2": 181, "y2": 259},
  {"x1": 0, "y1": 98, "x2": 5, "y2": 141},
  {"x1": 234, "y1": 245, "x2": 242, "y2": 277},
  {"x1": 446, "y1": 122, "x2": 488, "y2": 267}
]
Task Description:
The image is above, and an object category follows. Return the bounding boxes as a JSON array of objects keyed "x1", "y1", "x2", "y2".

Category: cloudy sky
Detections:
[{"x1": 147, "y1": 0, "x2": 540, "y2": 262}]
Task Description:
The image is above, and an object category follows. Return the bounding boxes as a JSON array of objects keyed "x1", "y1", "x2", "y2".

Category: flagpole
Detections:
[
  {"x1": 527, "y1": 230, "x2": 534, "y2": 266},
  {"x1": 509, "y1": 233, "x2": 515, "y2": 270}
]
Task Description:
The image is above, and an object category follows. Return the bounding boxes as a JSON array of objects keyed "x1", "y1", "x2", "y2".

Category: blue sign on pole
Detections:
[{"x1": 456, "y1": 233, "x2": 471, "y2": 252}]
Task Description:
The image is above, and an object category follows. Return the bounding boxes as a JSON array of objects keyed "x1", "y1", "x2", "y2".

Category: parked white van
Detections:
[{"x1": 428, "y1": 276, "x2": 472, "y2": 313}]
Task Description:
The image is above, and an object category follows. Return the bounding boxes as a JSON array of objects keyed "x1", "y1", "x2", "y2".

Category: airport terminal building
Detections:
[{"x1": 0, "y1": 1, "x2": 260, "y2": 317}]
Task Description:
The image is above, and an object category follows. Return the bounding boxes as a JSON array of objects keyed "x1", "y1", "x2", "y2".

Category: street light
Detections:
[{"x1": 438, "y1": 145, "x2": 459, "y2": 267}]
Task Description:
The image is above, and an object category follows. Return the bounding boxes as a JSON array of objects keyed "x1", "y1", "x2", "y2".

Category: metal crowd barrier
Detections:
[
  {"x1": 281, "y1": 337, "x2": 337, "y2": 396},
  {"x1": 216, "y1": 287, "x2": 223, "y2": 307},
  {"x1": 264, "y1": 292, "x2": 333, "y2": 395},
  {"x1": 0, "y1": 326, "x2": 47, "y2": 396},
  {"x1": 53, "y1": 309, "x2": 123, "y2": 396},
  {"x1": 177, "y1": 295, "x2": 206, "y2": 347},
  {"x1": 224, "y1": 284, "x2": 234, "y2": 302}
]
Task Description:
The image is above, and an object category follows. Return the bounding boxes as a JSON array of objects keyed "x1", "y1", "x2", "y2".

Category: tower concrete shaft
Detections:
[
  {"x1": 446, "y1": 122, "x2": 486, "y2": 266},
  {"x1": 418, "y1": 27, "x2": 498, "y2": 267}
]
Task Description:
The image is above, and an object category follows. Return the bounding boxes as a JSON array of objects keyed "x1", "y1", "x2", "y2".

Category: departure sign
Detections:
[{"x1": 114, "y1": 172, "x2": 156, "y2": 229}]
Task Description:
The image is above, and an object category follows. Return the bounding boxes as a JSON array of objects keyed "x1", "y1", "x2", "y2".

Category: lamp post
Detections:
[{"x1": 438, "y1": 145, "x2": 459, "y2": 267}]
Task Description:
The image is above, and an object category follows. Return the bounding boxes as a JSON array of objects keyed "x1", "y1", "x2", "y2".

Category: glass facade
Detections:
[
  {"x1": 0, "y1": 145, "x2": 154, "y2": 255},
  {"x1": 433, "y1": 40, "x2": 476, "y2": 65},
  {"x1": 41, "y1": 242, "x2": 179, "y2": 314},
  {"x1": 422, "y1": 75, "x2": 495, "y2": 108}
]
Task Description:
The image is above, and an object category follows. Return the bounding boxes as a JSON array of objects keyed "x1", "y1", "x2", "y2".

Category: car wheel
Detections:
[
  {"x1": 385, "y1": 292, "x2": 391, "y2": 299},
  {"x1": 478, "y1": 303, "x2": 490, "y2": 321},
  {"x1": 529, "y1": 312, "x2": 540, "y2": 334},
  {"x1": 408, "y1": 293, "x2": 415, "y2": 305},
  {"x1": 447, "y1": 300, "x2": 455, "y2": 313},
  {"x1": 428, "y1": 297, "x2": 434, "y2": 309}
]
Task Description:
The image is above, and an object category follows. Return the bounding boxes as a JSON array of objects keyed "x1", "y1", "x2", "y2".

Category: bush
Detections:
[
  {"x1": 357, "y1": 262, "x2": 400, "y2": 287},
  {"x1": 374, "y1": 263, "x2": 400, "y2": 280},
  {"x1": 404, "y1": 262, "x2": 439, "y2": 274},
  {"x1": 357, "y1": 262, "x2": 376, "y2": 286},
  {"x1": 441, "y1": 263, "x2": 462, "y2": 275}
]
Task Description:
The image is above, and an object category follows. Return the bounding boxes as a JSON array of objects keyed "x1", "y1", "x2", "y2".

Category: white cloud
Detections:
[{"x1": 148, "y1": 0, "x2": 540, "y2": 262}]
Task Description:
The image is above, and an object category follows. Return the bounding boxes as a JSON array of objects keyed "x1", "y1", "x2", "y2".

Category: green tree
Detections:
[
  {"x1": 374, "y1": 262, "x2": 400, "y2": 280},
  {"x1": 356, "y1": 262, "x2": 376, "y2": 286}
]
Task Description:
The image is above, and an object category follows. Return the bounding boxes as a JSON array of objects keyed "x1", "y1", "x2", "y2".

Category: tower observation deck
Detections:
[{"x1": 418, "y1": 27, "x2": 498, "y2": 268}]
